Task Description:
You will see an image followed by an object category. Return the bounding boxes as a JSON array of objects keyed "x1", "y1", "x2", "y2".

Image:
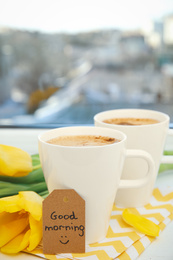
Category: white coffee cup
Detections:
[
  {"x1": 38, "y1": 126, "x2": 154, "y2": 244},
  {"x1": 94, "y1": 109, "x2": 173, "y2": 207}
]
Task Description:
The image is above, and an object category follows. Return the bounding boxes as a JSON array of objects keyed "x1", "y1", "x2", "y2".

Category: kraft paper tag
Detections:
[{"x1": 42, "y1": 189, "x2": 85, "y2": 254}]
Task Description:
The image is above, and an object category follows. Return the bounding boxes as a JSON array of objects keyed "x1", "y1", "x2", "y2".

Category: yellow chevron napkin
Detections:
[{"x1": 30, "y1": 185, "x2": 173, "y2": 260}]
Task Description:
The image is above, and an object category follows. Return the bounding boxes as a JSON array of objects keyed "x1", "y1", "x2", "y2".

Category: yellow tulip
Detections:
[
  {"x1": 122, "y1": 208, "x2": 160, "y2": 237},
  {"x1": 0, "y1": 191, "x2": 43, "y2": 254},
  {"x1": 0, "y1": 144, "x2": 33, "y2": 177}
]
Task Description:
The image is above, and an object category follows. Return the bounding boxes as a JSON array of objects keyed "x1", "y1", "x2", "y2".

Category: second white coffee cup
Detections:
[{"x1": 94, "y1": 109, "x2": 173, "y2": 207}]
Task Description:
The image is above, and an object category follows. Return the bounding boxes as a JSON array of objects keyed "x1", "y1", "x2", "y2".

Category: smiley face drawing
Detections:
[{"x1": 59, "y1": 235, "x2": 69, "y2": 245}]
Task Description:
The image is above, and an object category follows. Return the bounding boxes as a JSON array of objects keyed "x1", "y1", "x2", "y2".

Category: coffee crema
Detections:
[
  {"x1": 103, "y1": 117, "x2": 159, "y2": 126},
  {"x1": 46, "y1": 135, "x2": 119, "y2": 147}
]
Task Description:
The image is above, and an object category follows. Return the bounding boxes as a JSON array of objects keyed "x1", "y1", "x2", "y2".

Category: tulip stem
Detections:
[{"x1": 32, "y1": 164, "x2": 42, "y2": 170}]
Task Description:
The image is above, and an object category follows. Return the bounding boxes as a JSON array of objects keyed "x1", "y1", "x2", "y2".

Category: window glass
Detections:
[{"x1": 0, "y1": 0, "x2": 173, "y2": 126}]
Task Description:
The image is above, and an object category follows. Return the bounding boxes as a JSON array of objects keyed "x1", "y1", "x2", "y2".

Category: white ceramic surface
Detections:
[
  {"x1": 38, "y1": 126, "x2": 154, "y2": 244},
  {"x1": 94, "y1": 109, "x2": 173, "y2": 207}
]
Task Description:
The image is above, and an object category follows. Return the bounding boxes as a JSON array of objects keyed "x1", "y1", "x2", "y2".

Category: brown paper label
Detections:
[{"x1": 42, "y1": 189, "x2": 85, "y2": 254}]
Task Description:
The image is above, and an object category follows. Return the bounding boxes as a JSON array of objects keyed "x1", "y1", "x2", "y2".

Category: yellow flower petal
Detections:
[
  {"x1": 0, "y1": 192, "x2": 43, "y2": 253},
  {"x1": 0, "y1": 195, "x2": 21, "y2": 213},
  {"x1": 122, "y1": 209, "x2": 160, "y2": 237},
  {"x1": 1, "y1": 229, "x2": 31, "y2": 254},
  {"x1": 27, "y1": 215, "x2": 42, "y2": 251},
  {"x1": 0, "y1": 213, "x2": 29, "y2": 247},
  {"x1": 0, "y1": 144, "x2": 32, "y2": 177},
  {"x1": 0, "y1": 212, "x2": 19, "y2": 226},
  {"x1": 18, "y1": 191, "x2": 43, "y2": 221}
]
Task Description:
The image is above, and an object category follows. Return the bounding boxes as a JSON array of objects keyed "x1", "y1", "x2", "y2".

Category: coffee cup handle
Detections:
[
  {"x1": 119, "y1": 150, "x2": 155, "y2": 189},
  {"x1": 161, "y1": 129, "x2": 173, "y2": 164}
]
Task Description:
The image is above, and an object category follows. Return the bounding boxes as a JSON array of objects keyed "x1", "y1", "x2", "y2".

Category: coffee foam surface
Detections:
[
  {"x1": 103, "y1": 118, "x2": 159, "y2": 126},
  {"x1": 47, "y1": 135, "x2": 119, "y2": 146}
]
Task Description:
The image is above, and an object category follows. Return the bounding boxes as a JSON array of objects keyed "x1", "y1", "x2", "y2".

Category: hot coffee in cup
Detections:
[
  {"x1": 38, "y1": 126, "x2": 154, "y2": 244},
  {"x1": 46, "y1": 135, "x2": 119, "y2": 146},
  {"x1": 103, "y1": 117, "x2": 159, "y2": 126},
  {"x1": 94, "y1": 109, "x2": 173, "y2": 207}
]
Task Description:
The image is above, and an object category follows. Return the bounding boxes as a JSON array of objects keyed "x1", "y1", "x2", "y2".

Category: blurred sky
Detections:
[{"x1": 0, "y1": 0, "x2": 173, "y2": 33}]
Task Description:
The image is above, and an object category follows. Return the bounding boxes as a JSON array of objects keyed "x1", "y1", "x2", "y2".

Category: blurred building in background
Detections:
[{"x1": 0, "y1": 11, "x2": 173, "y2": 126}]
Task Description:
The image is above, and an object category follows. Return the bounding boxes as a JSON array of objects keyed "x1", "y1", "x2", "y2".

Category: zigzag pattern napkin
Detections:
[{"x1": 30, "y1": 184, "x2": 173, "y2": 260}]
